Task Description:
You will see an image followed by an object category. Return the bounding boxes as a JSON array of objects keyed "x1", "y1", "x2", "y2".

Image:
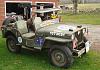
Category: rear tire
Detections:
[
  {"x1": 49, "y1": 45, "x2": 73, "y2": 68},
  {"x1": 6, "y1": 36, "x2": 21, "y2": 53}
]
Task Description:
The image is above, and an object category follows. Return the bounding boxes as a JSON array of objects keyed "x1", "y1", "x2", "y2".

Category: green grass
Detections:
[
  {"x1": 61, "y1": 3, "x2": 100, "y2": 25},
  {"x1": 62, "y1": 13, "x2": 100, "y2": 25},
  {"x1": 0, "y1": 36, "x2": 100, "y2": 70}
]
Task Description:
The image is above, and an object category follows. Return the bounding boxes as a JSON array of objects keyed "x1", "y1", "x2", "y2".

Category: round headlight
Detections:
[{"x1": 71, "y1": 35, "x2": 75, "y2": 40}]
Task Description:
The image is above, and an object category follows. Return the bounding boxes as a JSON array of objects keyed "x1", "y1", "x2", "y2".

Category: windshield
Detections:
[
  {"x1": 34, "y1": 8, "x2": 60, "y2": 21},
  {"x1": 37, "y1": 11, "x2": 60, "y2": 21}
]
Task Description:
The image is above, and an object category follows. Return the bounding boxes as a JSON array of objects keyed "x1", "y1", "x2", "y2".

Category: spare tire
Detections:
[{"x1": 2, "y1": 17, "x2": 16, "y2": 25}]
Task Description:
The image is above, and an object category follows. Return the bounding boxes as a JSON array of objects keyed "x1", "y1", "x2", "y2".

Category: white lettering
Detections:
[{"x1": 50, "y1": 32, "x2": 65, "y2": 36}]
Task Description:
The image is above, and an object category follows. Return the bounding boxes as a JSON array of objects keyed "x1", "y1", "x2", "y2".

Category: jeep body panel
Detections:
[
  {"x1": 37, "y1": 23, "x2": 86, "y2": 39},
  {"x1": 45, "y1": 37, "x2": 72, "y2": 42}
]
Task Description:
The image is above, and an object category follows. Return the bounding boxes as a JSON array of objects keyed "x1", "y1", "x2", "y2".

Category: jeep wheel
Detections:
[
  {"x1": 6, "y1": 36, "x2": 21, "y2": 53},
  {"x1": 49, "y1": 45, "x2": 73, "y2": 68}
]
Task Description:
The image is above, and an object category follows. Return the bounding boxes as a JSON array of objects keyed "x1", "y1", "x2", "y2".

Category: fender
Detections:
[{"x1": 45, "y1": 37, "x2": 72, "y2": 43}]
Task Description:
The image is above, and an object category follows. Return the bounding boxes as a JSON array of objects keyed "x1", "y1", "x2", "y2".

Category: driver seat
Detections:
[
  {"x1": 16, "y1": 20, "x2": 35, "y2": 39},
  {"x1": 33, "y1": 17, "x2": 42, "y2": 31}
]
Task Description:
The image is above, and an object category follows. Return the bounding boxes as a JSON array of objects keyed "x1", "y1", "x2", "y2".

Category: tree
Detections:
[{"x1": 72, "y1": 0, "x2": 78, "y2": 14}]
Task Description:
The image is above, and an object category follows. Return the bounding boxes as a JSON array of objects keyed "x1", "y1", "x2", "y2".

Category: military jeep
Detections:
[{"x1": 1, "y1": 7, "x2": 91, "y2": 68}]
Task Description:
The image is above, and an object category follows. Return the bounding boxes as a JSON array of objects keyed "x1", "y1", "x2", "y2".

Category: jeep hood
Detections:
[{"x1": 37, "y1": 24, "x2": 77, "y2": 35}]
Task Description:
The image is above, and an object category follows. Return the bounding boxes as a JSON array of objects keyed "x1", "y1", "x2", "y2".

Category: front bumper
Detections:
[{"x1": 73, "y1": 41, "x2": 91, "y2": 57}]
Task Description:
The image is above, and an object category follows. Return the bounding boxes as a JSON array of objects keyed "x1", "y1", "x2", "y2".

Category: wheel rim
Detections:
[
  {"x1": 7, "y1": 38, "x2": 16, "y2": 51},
  {"x1": 51, "y1": 49, "x2": 66, "y2": 66}
]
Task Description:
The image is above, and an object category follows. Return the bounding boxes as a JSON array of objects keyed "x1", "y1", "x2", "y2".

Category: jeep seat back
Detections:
[
  {"x1": 16, "y1": 20, "x2": 28, "y2": 34},
  {"x1": 16, "y1": 20, "x2": 35, "y2": 39},
  {"x1": 16, "y1": 15, "x2": 23, "y2": 21},
  {"x1": 33, "y1": 17, "x2": 42, "y2": 31}
]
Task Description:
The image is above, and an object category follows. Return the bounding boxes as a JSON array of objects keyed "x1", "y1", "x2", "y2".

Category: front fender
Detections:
[{"x1": 45, "y1": 37, "x2": 72, "y2": 43}]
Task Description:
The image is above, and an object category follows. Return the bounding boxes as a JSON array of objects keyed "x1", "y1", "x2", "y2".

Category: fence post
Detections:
[{"x1": 73, "y1": 0, "x2": 78, "y2": 14}]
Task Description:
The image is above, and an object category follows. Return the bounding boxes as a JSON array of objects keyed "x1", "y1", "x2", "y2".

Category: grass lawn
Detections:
[
  {"x1": 62, "y1": 13, "x2": 100, "y2": 25},
  {"x1": 0, "y1": 36, "x2": 100, "y2": 70},
  {"x1": 61, "y1": 3, "x2": 100, "y2": 25}
]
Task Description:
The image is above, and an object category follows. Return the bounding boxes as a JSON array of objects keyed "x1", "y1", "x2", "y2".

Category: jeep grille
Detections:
[{"x1": 75, "y1": 29, "x2": 84, "y2": 45}]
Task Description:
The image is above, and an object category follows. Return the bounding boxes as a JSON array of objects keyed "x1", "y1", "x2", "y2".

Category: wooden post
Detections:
[{"x1": 73, "y1": 0, "x2": 78, "y2": 14}]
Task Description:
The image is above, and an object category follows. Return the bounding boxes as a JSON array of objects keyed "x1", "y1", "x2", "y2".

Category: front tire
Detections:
[
  {"x1": 6, "y1": 36, "x2": 21, "y2": 53},
  {"x1": 49, "y1": 45, "x2": 73, "y2": 68}
]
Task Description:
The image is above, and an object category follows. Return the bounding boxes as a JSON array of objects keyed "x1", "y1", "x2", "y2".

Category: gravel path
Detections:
[{"x1": 87, "y1": 25, "x2": 100, "y2": 52}]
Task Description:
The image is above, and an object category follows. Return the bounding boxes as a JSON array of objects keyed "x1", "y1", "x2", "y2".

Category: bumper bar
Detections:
[
  {"x1": 73, "y1": 47, "x2": 85, "y2": 57},
  {"x1": 73, "y1": 41, "x2": 91, "y2": 57}
]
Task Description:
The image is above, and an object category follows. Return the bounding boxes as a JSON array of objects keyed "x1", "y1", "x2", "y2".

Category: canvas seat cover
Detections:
[
  {"x1": 16, "y1": 20, "x2": 35, "y2": 38},
  {"x1": 33, "y1": 17, "x2": 42, "y2": 31},
  {"x1": 22, "y1": 32, "x2": 35, "y2": 38}
]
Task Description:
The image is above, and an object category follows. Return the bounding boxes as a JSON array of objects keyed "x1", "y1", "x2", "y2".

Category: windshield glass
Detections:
[
  {"x1": 34, "y1": 8, "x2": 60, "y2": 21},
  {"x1": 37, "y1": 11, "x2": 59, "y2": 21}
]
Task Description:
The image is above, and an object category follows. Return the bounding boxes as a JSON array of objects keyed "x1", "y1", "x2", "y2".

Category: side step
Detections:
[{"x1": 22, "y1": 46, "x2": 35, "y2": 51}]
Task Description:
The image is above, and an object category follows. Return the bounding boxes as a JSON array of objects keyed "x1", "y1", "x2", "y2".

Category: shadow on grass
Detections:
[{"x1": 20, "y1": 48, "x2": 49, "y2": 62}]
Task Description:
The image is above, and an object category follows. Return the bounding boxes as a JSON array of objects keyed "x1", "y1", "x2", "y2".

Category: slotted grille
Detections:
[{"x1": 75, "y1": 29, "x2": 84, "y2": 45}]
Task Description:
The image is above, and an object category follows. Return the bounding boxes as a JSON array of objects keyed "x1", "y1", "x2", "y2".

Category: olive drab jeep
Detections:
[{"x1": 1, "y1": 5, "x2": 91, "y2": 68}]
